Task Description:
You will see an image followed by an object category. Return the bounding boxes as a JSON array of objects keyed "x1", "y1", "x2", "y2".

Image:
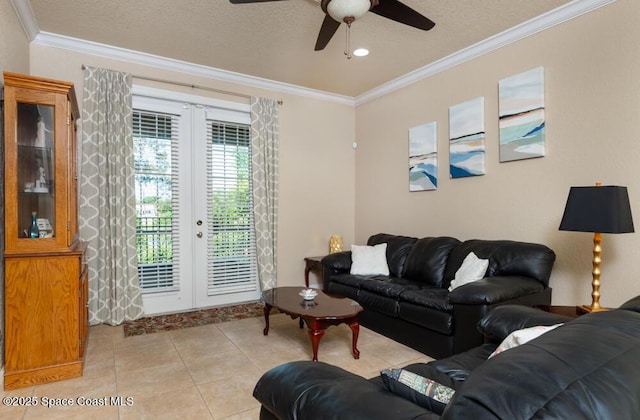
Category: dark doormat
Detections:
[{"x1": 123, "y1": 301, "x2": 273, "y2": 337}]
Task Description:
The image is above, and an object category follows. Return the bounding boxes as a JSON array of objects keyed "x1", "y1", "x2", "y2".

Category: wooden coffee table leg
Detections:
[
  {"x1": 307, "y1": 327, "x2": 326, "y2": 362},
  {"x1": 348, "y1": 319, "x2": 360, "y2": 359},
  {"x1": 263, "y1": 304, "x2": 272, "y2": 336}
]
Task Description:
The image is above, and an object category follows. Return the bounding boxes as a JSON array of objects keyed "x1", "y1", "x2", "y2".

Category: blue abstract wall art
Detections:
[
  {"x1": 449, "y1": 97, "x2": 486, "y2": 178},
  {"x1": 409, "y1": 121, "x2": 437, "y2": 191},
  {"x1": 499, "y1": 67, "x2": 545, "y2": 162}
]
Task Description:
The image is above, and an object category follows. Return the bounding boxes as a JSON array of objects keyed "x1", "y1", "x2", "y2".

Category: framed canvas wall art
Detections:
[
  {"x1": 449, "y1": 97, "x2": 485, "y2": 178},
  {"x1": 409, "y1": 121, "x2": 437, "y2": 191},
  {"x1": 499, "y1": 67, "x2": 545, "y2": 162}
]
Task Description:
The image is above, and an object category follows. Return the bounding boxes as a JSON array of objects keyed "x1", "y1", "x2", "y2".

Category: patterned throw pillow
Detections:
[{"x1": 380, "y1": 368, "x2": 455, "y2": 415}]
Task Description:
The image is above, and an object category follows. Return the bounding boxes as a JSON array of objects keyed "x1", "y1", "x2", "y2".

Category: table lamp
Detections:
[{"x1": 559, "y1": 183, "x2": 634, "y2": 313}]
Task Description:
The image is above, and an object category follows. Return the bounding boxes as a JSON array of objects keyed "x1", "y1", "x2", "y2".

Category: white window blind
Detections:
[
  {"x1": 206, "y1": 121, "x2": 258, "y2": 295},
  {"x1": 133, "y1": 110, "x2": 180, "y2": 293}
]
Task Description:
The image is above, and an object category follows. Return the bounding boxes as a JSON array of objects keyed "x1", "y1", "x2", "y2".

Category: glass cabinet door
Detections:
[
  {"x1": 4, "y1": 72, "x2": 78, "y2": 254},
  {"x1": 16, "y1": 102, "x2": 56, "y2": 239}
]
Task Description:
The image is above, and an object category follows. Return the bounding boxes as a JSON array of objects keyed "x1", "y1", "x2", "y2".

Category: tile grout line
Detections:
[{"x1": 180, "y1": 324, "x2": 230, "y2": 420}]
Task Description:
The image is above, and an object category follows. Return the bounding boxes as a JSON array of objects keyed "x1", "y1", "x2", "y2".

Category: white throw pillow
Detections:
[
  {"x1": 350, "y1": 243, "x2": 389, "y2": 276},
  {"x1": 489, "y1": 323, "x2": 563, "y2": 359},
  {"x1": 448, "y1": 252, "x2": 489, "y2": 292}
]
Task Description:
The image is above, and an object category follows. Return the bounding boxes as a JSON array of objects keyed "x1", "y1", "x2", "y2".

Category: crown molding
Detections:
[
  {"x1": 32, "y1": 32, "x2": 356, "y2": 106},
  {"x1": 10, "y1": 0, "x2": 39, "y2": 41},
  {"x1": 354, "y1": 0, "x2": 617, "y2": 106},
  {"x1": 15, "y1": 0, "x2": 615, "y2": 108}
]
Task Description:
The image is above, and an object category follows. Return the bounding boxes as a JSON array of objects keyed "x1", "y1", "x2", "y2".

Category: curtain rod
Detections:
[{"x1": 80, "y1": 64, "x2": 283, "y2": 105}]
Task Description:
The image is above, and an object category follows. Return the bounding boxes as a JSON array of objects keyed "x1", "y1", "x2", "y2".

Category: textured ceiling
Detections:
[{"x1": 28, "y1": 0, "x2": 573, "y2": 97}]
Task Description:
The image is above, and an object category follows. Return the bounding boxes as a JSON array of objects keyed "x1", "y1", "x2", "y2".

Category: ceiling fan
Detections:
[{"x1": 229, "y1": 0, "x2": 435, "y2": 54}]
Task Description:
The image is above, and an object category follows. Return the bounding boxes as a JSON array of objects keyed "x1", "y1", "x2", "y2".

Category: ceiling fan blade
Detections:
[
  {"x1": 314, "y1": 14, "x2": 342, "y2": 51},
  {"x1": 371, "y1": 0, "x2": 435, "y2": 31},
  {"x1": 229, "y1": 0, "x2": 286, "y2": 4}
]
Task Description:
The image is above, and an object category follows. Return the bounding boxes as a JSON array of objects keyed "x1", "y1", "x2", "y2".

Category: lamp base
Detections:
[{"x1": 577, "y1": 304, "x2": 609, "y2": 315}]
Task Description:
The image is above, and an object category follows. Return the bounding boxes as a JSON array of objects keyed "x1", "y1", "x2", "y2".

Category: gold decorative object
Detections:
[{"x1": 329, "y1": 235, "x2": 344, "y2": 253}]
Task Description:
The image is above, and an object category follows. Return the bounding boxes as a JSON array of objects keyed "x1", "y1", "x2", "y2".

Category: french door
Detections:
[{"x1": 133, "y1": 87, "x2": 260, "y2": 315}]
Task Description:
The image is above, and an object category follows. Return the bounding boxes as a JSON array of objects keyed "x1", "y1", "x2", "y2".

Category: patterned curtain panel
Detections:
[
  {"x1": 80, "y1": 66, "x2": 144, "y2": 325},
  {"x1": 250, "y1": 98, "x2": 280, "y2": 291}
]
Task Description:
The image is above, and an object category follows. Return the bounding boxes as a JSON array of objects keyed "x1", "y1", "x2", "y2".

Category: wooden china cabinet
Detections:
[{"x1": 3, "y1": 72, "x2": 89, "y2": 390}]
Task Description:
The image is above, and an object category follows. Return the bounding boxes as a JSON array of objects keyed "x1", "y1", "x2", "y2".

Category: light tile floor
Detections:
[{"x1": 1, "y1": 313, "x2": 433, "y2": 419}]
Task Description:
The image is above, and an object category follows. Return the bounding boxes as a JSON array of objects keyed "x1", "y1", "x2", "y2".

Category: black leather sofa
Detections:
[
  {"x1": 254, "y1": 296, "x2": 640, "y2": 419},
  {"x1": 321, "y1": 233, "x2": 556, "y2": 358}
]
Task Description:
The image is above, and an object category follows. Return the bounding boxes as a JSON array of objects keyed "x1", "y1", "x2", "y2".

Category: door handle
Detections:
[
  {"x1": 196, "y1": 220, "x2": 203, "y2": 226},
  {"x1": 196, "y1": 232, "x2": 203, "y2": 238}
]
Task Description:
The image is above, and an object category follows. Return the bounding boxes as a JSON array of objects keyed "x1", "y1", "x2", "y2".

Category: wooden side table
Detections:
[
  {"x1": 534, "y1": 305, "x2": 582, "y2": 319},
  {"x1": 304, "y1": 256, "x2": 325, "y2": 287}
]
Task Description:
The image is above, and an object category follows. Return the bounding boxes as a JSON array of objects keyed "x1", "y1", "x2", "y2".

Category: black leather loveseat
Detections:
[
  {"x1": 254, "y1": 296, "x2": 640, "y2": 419},
  {"x1": 321, "y1": 233, "x2": 556, "y2": 358}
]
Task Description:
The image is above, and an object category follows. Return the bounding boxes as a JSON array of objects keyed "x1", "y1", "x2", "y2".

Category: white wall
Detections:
[
  {"x1": 354, "y1": 0, "x2": 640, "y2": 307},
  {"x1": 0, "y1": 0, "x2": 29, "y2": 77}
]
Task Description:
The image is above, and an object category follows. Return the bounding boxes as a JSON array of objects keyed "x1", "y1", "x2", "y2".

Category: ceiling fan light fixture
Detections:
[{"x1": 326, "y1": 0, "x2": 371, "y2": 23}]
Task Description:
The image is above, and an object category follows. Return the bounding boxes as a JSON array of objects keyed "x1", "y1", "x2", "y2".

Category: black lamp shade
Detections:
[{"x1": 559, "y1": 186, "x2": 634, "y2": 233}]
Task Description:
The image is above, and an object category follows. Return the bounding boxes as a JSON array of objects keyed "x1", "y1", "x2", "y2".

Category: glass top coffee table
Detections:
[{"x1": 262, "y1": 287, "x2": 363, "y2": 362}]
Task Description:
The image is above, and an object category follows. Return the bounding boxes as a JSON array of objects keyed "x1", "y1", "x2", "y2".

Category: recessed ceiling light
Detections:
[{"x1": 353, "y1": 48, "x2": 369, "y2": 57}]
